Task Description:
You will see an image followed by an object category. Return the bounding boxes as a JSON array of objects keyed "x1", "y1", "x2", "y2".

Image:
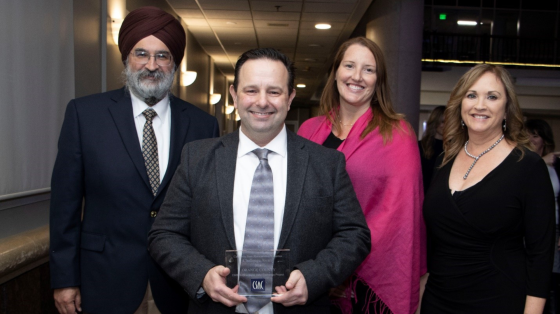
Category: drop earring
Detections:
[
  {"x1": 502, "y1": 118, "x2": 506, "y2": 132},
  {"x1": 461, "y1": 120, "x2": 465, "y2": 129}
]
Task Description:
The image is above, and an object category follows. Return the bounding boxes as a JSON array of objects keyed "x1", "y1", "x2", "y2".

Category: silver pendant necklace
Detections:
[{"x1": 463, "y1": 134, "x2": 505, "y2": 180}]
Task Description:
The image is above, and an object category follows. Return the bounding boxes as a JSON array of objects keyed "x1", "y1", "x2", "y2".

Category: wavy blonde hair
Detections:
[
  {"x1": 441, "y1": 64, "x2": 530, "y2": 166},
  {"x1": 320, "y1": 37, "x2": 404, "y2": 143}
]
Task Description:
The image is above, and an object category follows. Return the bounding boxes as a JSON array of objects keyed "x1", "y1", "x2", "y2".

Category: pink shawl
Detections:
[{"x1": 298, "y1": 108, "x2": 427, "y2": 314}]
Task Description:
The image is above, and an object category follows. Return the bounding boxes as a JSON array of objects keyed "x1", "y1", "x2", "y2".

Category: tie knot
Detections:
[
  {"x1": 142, "y1": 108, "x2": 157, "y2": 121},
  {"x1": 252, "y1": 148, "x2": 270, "y2": 161}
]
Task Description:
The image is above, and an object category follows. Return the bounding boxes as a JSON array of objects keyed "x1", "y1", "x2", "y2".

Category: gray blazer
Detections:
[{"x1": 148, "y1": 129, "x2": 371, "y2": 314}]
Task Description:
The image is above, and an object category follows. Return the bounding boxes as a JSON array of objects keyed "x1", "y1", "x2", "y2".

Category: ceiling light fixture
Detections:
[
  {"x1": 297, "y1": 84, "x2": 306, "y2": 88},
  {"x1": 315, "y1": 23, "x2": 331, "y2": 30},
  {"x1": 457, "y1": 20, "x2": 477, "y2": 26}
]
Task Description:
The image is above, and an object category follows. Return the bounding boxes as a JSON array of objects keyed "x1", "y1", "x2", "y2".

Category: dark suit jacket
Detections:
[
  {"x1": 148, "y1": 129, "x2": 371, "y2": 314},
  {"x1": 50, "y1": 88, "x2": 219, "y2": 314}
]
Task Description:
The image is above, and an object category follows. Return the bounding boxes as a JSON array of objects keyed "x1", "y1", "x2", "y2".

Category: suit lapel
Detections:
[
  {"x1": 216, "y1": 131, "x2": 239, "y2": 249},
  {"x1": 278, "y1": 130, "x2": 308, "y2": 250},
  {"x1": 158, "y1": 97, "x2": 190, "y2": 197},
  {"x1": 108, "y1": 88, "x2": 151, "y2": 190}
]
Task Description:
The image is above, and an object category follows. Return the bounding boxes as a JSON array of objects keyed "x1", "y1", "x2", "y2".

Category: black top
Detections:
[
  {"x1": 419, "y1": 139, "x2": 444, "y2": 194},
  {"x1": 421, "y1": 148, "x2": 555, "y2": 313},
  {"x1": 322, "y1": 132, "x2": 344, "y2": 149},
  {"x1": 322, "y1": 132, "x2": 393, "y2": 314}
]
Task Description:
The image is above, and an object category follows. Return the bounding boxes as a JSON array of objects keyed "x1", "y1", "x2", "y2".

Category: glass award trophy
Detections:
[{"x1": 225, "y1": 249, "x2": 290, "y2": 297}]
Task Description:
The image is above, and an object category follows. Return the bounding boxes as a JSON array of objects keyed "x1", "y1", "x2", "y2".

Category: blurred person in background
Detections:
[
  {"x1": 526, "y1": 118, "x2": 560, "y2": 314},
  {"x1": 419, "y1": 106, "x2": 446, "y2": 193}
]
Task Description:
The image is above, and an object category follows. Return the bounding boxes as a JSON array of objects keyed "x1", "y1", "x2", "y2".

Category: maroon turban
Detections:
[{"x1": 118, "y1": 6, "x2": 186, "y2": 67}]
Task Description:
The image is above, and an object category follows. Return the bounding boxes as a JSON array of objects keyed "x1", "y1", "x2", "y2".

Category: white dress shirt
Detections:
[
  {"x1": 233, "y1": 125, "x2": 288, "y2": 314},
  {"x1": 130, "y1": 91, "x2": 171, "y2": 182}
]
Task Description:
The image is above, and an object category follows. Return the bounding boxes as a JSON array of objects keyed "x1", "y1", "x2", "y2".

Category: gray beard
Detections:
[{"x1": 124, "y1": 64, "x2": 175, "y2": 106}]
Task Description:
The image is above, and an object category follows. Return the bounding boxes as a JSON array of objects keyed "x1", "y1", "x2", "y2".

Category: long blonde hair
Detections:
[
  {"x1": 320, "y1": 37, "x2": 404, "y2": 142},
  {"x1": 441, "y1": 64, "x2": 530, "y2": 166}
]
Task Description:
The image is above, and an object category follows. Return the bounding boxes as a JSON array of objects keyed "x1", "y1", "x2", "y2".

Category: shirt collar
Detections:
[
  {"x1": 130, "y1": 90, "x2": 170, "y2": 120},
  {"x1": 238, "y1": 125, "x2": 287, "y2": 158}
]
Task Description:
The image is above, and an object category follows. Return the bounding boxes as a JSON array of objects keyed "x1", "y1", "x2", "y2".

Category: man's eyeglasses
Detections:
[{"x1": 129, "y1": 50, "x2": 173, "y2": 66}]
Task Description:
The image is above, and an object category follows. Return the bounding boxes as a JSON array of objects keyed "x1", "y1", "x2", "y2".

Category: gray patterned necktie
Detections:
[
  {"x1": 239, "y1": 148, "x2": 275, "y2": 314},
  {"x1": 142, "y1": 109, "x2": 159, "y2": 196}
]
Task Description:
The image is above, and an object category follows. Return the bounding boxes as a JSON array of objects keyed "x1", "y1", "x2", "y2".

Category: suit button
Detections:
[{"x1": 150, "y1": 211, "x2": 157, "y2": 218}]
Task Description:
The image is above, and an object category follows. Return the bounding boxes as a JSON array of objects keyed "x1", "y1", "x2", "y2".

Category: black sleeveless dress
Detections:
[{"x1": 422, "y1": 148, "x2": 555, "y2": 313}]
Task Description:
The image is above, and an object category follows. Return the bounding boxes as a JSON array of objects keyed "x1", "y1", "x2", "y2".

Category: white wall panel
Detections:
[{"x1": 0, "y1": 0, "x2": 74, "y2": 198}]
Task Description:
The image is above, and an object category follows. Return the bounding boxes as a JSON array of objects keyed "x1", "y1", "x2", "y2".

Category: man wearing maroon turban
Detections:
[{"x1": 50, "y1": 6, "x2": 219, "y2": 314}]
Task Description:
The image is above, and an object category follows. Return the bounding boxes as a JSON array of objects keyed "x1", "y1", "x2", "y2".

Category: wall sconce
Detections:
[
  {"x1": 210, "y1": 93, "x2": 222, "y2": 105},
  {"x1": 181, "y1": 71, "x2": 197, "y2": 86},
  {"x1": 225, "y1": 105, "x2": 235, "y2": 114},
  {"x1": 111, "y1": 18, "x2": 124, "y2": 45}
]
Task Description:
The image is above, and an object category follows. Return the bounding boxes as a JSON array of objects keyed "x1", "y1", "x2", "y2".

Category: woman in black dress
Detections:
[{"x1": 419, "y1": 64, "x2": 555, "y2": 314}]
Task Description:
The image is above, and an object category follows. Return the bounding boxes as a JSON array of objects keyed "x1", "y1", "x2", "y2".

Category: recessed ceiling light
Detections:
[
  {"x1": 457, "y1": 20, "x2": 477, "y2": 26},
  {"x1": 297, "y1": 84, "x2": 306, "y2": 88},
  {"x1": 315, "y1": 23, "x2": 331, "y2": 30},
  {"x1": 226, "y1": 21, "x2": 237, "y2": 25}
]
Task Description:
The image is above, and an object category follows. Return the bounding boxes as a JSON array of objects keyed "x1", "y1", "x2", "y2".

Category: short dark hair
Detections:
[
  {"x1": 525, "y1": 119, "x2": 556, "y2": 156},
  {"x1": 233, "y1": 48, "x2": 295, "y2": 92}
]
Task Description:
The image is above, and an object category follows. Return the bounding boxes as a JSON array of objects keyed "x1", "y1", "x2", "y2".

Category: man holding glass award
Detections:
[{"x1": 148, "y1": 48, "x2": 371, "y2": 314}]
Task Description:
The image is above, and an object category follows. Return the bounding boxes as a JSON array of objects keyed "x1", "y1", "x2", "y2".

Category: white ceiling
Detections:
[{"x1": 167, "y1": 0, "x2": 373, "y2": 105}]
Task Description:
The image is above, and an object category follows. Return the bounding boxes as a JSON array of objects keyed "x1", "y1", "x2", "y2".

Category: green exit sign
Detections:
[{"x1": 439, "y1": 13, "x2": 447, "y2": 20}]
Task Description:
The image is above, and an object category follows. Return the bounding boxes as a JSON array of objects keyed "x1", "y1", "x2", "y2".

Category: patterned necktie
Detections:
[
  {"x1": 142, "y1": 109, "x2": 159, "y2": 196},
  {"x1": 239, "y1": 148, "x2": 275, "y2": 314}
]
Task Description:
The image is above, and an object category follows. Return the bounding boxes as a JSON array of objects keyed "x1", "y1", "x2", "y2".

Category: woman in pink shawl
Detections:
[{"x1": 298, "y1": 37, "x2": 426, "y2": 314}]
